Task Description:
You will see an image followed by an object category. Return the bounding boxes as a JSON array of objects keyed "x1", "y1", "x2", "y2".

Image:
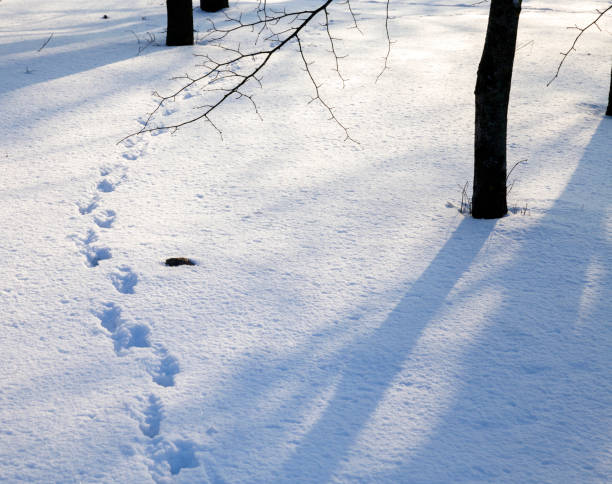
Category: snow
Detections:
[{"x1": 1, "y1": 0, "x2": 611, "y2": 482}]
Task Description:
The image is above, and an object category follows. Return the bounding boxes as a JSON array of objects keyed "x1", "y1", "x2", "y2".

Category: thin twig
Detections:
[
  {"x1": 120, "y1": 0, "x2": 393, "y2": 143},
  {"x1": 323, "y1": 8, "x2": 347, "y2": 87},
  {"x1": 120, "y1": 0, "x2": 338, "y2": 143},
  {"x1": 375, "y1": 0, "x2": 392, "y2": 83},
  {"x1": 297, "y1": 35, "x2": 356, "y2": 142},
  {"x1": 548, "y1": 5, "x2": 611, "y2": 87},
  {"x1": 37, "y1": 33, "x2": 54, "y2": 52},
  {"x1": 506, "y1": 159, "x2": 527, "y2": 183}
]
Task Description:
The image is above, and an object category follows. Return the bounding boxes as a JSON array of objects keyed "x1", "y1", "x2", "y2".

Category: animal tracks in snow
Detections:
[
  {"x1": 71, "y1": 229, "x2": 112, "y2": 268},
  {"x1": 110, "y1": 265, "x2": 139, "y2": 294},
  {"x1": 84, "y1": 246, "x2": 112, "y2": 268},
  {"x1": 93, "y1": 301, "x2": 181, "y2": 385},
  {"x1": 96, "y1": 178, "x2": 117, "y2": 193},
  {"x1": 76, "y1": 136, "x2": 199, "y2": 478},
  {"x1": 150, "y1": 349, "x2": 180, "y2": 388},
  {"x1": 77, "y1": 197, "x2": 99, "y2": 215},
  {"x1": 73, "y1": 164, "x2": 124, "y2": 266},
  {"x1": 94, "y1": 209, "x2": 116, "y2": 228},
  {"x1": 139, "y1": 394, "x2": 163, "y2": 438},
  {"x1": 72, "y1": 166, "x2": 124, "y2": 267},
  {"x1": 95, "y1": 301, "x2": 122, "y2": 333},
  {"x1": 75, "y1": 162, "x2": 123, "y2": 215},
  {"x1": 147, "y1": 438, "x2": 201, "y2": 477},
  {"x1": 121, "y1": 128, "x2": 151, "y2": 160},
  {"x1": 132, "y1": 395, "x2": 202, "y2": 480},
  {"x1": 75, "y1": 164, "x2": 124, "y2": 230},
  {"x1": 92, "y1": 302, "x2": 151, "y2": 355},
  {"x1": 113, "y1": 323, "x2": 151, "y2": 353}
]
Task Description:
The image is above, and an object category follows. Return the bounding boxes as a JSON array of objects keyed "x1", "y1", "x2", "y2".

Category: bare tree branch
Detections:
[
  {"x1": 323, "y1": 7, "x2": 348, "y2": 87},
  {"x1": 375, "y1": 0, "x2": 392, "y2": 82},
  {"x1": 548, "y1": 5, "x2": 611, "y2": 87},
  {"x1": 340, "y1": 0, "x2": 362, "y2": 33},
  {"x1": 296, "y1": 35, "x2": 357, "y2": 142},
  {"x1": 37, "y1": 33, "x2": 54, "y2": 52},
  {"x1": 120, "y1": 0, "x2": 341, "y2": 143},
  {"x1": 120, "y1": 0, "x2": 392, "y2": 144}
]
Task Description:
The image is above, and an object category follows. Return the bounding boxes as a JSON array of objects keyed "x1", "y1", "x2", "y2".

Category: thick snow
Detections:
[{"x1": 0, "y1": 0, "x2": 610, "y2": 482}]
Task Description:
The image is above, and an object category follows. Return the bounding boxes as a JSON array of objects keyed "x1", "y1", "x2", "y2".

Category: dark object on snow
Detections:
[
  {"x1": 165, "y1": 257, "x2": 195, "y2": 267},
  {"x1": 166, "y1": 0, "x2": 194, "y2": 46},
  {"x1": 606, "y1": 65, "x2": 612, "y2": 117},
  {"x1": 102, "y1": 14, "x2": 109, "y2": 19},
  {"x1": 201, "y1": 0, "x2": 228, "y2": 13}
]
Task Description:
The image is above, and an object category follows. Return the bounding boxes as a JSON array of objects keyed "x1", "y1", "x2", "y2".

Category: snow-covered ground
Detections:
[{"x1": 1, "y1": 0, "x2": 610, "y2": 482}]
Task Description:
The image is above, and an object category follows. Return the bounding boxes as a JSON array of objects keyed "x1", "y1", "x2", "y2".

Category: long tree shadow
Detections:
[
  {"x1": 278, "y1": 216, "x2": 496, "y2": 482},
  {"x1": 372, "y1": 117, "x2": 612, "y2": 482},
  {"x1": 0, "y1": 10, "x2": 165, "y2": 96}
]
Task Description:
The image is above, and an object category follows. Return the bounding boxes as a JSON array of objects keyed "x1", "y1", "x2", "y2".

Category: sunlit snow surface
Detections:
[{"x1": 0, "y1": 0, "x2": 610, "y2": 482}]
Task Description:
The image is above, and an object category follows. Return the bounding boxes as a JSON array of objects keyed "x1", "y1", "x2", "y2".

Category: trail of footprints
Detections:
[{"x1": 74, "y1": 139, "x2": 202, "y2": 480}]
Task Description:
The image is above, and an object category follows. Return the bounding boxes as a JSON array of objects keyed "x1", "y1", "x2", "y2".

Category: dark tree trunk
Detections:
[
  {"x1": 200, "y1": 0, "x2": 228, "y2": 13},
  {"x1": 166, "y1": 0, "x2": 194, "y2": 46},
  {"x1": 472, "y1": 0, "x2": 521, "y2": 219},
  {"x1": 606, "y1": 65, "x2": 612, "y2": 116}
]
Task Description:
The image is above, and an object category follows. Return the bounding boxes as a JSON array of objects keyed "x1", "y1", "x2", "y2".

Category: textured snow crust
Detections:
[{"x1": 0, "y1": 0, "x2": 610, "y2": 482}]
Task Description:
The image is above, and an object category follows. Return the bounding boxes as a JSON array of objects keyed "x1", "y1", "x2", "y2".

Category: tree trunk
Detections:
[
  {"x1": 472, "y1": 0, "x2": 521, "y2": 219},
  {"x1": 200, "y1": 0, "x2": 228, "y2": 13},
  {"x1": 166, "y1": 0, "x2": 194, "y2": 46},
  {"x1": 606, "y1": 65, "x2": 612, "y2": 116}
]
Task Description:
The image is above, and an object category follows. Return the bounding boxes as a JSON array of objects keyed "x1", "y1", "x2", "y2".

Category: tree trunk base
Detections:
[
  {"x1": 607, "y1": 65, "x2": 612, "y2": 116},
  {"x1": 201, "y1": 0, "x2": 229, "y2": 12},
  {"x1": 166, "y1": 0, "x2": 194, "y2": 46},
  {"x1": 471, "y1": 191, "x2": 508, "y2": 219},
  {"x1": 472, "y1": 0, "x2": 521, "y2": 220}
]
